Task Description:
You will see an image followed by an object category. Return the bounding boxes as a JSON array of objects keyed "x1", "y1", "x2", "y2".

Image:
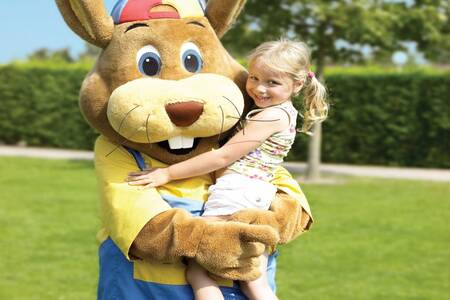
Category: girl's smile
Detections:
[{"x1": 246, "y1": 59, "x2": 300, "y2": 108}]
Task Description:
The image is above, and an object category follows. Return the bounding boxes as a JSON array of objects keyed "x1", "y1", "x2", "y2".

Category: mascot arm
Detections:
[
  {"x1": 230, "y1": 166, "x2": 313, "y2": 244},
  {"x1": 95, "y1": 136, "x2": 278, "y2": 281},
  {"x1": 129, "y1": 208, "x2": 279, "y2": 281}
]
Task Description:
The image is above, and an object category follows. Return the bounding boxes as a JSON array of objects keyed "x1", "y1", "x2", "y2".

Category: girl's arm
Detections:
[{"x1": 127, "y1": 108, "x2": 289, "y2": 188}]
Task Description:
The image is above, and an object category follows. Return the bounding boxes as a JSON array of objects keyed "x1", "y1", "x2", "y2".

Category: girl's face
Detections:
[{"x1": 246, "y1": 59, "x2": 301, "y2": 108}]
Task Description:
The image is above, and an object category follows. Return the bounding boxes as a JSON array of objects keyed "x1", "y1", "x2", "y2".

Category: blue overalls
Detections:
[{"x1": 97, "y1": 148, "x2": 278, "y2": 300}]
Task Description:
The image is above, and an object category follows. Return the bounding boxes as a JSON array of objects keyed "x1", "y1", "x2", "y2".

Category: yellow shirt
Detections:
[
  {"x1": 94, "y1": 135, "x2": 213, "y2": 257},
  {"x1": 93, "y1": 135, "x2": 313, "y2": 284}
]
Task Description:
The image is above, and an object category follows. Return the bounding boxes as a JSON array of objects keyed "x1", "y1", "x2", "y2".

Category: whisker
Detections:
[
  {"x1": 145, "y1": 114, "x2": 151, "y2": 144},
  {"x1": 217, "y1": 105, "x2": 225, "y2": 143},
  {"x1": 225, "y1": 115, "x2": 247, "y2": 135},
  {"x1": 219, "y1": 97, "x2": 246, "y2": 136},
  {"x1": 105, "y1": 143, "x2": 124, "y2": 157},
  {"x1": 105, "y1": 125, "x2": 145, "y2": 157},
  {"x1": 118, "y1": 105, "x2": 141, "y2": 135},
  {"x1": 105, "y1": 105, "x2": 142, "y2": 157},
  {"x1": 218, "y1": 97, "x2": 280, "y2": 141},
  {"x1": 246, "y1": 118, "x2": 281, "y2": 122},
  {"x1": 225, "y1": 112, "x2": 280, "y2": 138},
  {"x1": 225, "y1": 139, "x2": 263, "y2": 146},
  {"x1": 222, "y1": 96, "x2": 242, "y2": 120},
  {"x1": 225, "y1": 115, "x2": 279, "y2": 123},
  {"x1": 240, "y1": 119, "x2": 246, "y2": 136}
]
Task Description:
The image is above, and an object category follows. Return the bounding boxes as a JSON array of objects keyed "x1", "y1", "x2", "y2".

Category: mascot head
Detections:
[{"x1": 56, "y1": 0, "x2": 249, "y2": 163}]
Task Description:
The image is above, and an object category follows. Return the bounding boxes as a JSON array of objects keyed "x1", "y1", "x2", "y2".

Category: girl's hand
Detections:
[{"x1": 126, "y1": 168, "x2": 171, "y2": 189}]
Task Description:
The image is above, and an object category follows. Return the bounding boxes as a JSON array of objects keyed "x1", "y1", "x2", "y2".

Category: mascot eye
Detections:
[
  {"x1": 180, "y1": 42, "x2": 203, "y2": 73},
  {"x1": 136, "y1": 45, "x2": 162, "y2": 76}
]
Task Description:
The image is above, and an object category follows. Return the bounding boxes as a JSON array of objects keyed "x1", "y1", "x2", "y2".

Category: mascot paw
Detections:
[
  {"x1": 229, "y1": 193, "x2": 311, "y2": 244},
  {"x1": 195, "y1": 221, "x2": 279, "y2": 281},
  {"x1": 230, "y1": 209, "x2": 279, "y2": 229}
]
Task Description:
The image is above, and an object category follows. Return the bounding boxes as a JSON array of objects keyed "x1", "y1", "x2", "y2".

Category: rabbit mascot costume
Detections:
[{"x1": 55, "y1": 0, "x2": 313, "y2": 299}]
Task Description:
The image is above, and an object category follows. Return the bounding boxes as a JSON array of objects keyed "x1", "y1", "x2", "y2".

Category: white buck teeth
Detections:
[{"x1": 168, "y1": 136, "x2": 194, "y2": 149}]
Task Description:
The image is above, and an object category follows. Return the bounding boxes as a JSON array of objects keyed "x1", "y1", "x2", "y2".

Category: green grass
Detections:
[
  {"x1": 0, "y1": 158, "x2": 98, "y2": 300},
  {"x1": 277, "y1": 177, "x2": 450, "y2": 299},
  {"x1": 1, "y1": 157, "x2": 449, "y2": 299}
]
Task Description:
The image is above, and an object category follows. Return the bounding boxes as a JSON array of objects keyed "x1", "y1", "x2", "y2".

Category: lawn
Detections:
[{"x1": 0, "y1": 157, "x2": 449, "y2": 299}]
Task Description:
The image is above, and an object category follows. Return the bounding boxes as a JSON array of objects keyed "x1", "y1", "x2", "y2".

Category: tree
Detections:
[
  {"x1": 398, "y1": 0, "x2": 450, "y2": 64},
  {"x1": 28, "y1": 48, "x2": 51, "y2": 61},
  {"x1": 51, "y1": 48, "x2": 74, "y2": 63},
  {"x1": 223, "y1": 0, "x2": 449, "y2": 179},
  {"x1": 27, "y1": 47, "x2": 74, "y2": 63}
]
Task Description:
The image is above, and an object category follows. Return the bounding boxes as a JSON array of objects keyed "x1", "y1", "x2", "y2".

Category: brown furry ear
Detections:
[
  {"x1": 55, "y1": 0, "x2": 114, "y2": 48},
  {"x1": 206, "y1": 0, "x2": 246, "y2": 38}
]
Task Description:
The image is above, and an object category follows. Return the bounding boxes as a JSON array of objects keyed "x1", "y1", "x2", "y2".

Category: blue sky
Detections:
[
  {"x1": 0, "y1": 1, "x2": 423, "y2": 65},
  {"x1": 0, "y1": 0, "x2": 116, "y2": 63}
]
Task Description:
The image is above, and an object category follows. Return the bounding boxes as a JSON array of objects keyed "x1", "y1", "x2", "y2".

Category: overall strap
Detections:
[{"x1": 125, "y1": 147, "x2": 147, "y2": 171}]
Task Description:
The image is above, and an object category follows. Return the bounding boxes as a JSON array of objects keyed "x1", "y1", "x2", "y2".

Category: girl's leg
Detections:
[
  {"x1": 185, "y1": 216, "x2": 229, "y2": 300},
  {"x1": 186, "y1": 259, "x2": 224, "y2": 300},
  {"x1": 240, "y1": 254, "x2": 278, "y2": 300}
]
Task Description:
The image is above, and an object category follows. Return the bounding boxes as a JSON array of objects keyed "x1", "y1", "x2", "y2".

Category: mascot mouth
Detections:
[{"x1": 158, "y1": 136, "x2": 200, "y2": 155}]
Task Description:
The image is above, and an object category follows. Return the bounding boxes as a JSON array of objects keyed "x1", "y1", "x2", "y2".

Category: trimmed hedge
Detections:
[
  {"x1": 0, "y1": 64, "x2": 449, "y2": 167},
  {"x1": 0, "y1": 64, "x2": 97, "y2": 150},
  {"x1": 289, "y1": 71, "x2": 450, "y2": 168}
]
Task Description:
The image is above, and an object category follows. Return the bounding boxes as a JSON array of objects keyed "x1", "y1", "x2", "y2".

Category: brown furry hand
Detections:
[
  {"x1": 195, "y1": 221, "x2": 279, "y2": 281},
  {"x1": 129, "y1": 209, "x2": 278, "y2": 281},
  {"x1": 229, "y1": 193, "x2": 312, "y2": 244}
]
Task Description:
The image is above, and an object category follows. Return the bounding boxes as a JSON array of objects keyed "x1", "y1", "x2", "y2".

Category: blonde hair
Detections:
[{"x1": 247, "y1": 39, "x2": 328, "y2": 133}]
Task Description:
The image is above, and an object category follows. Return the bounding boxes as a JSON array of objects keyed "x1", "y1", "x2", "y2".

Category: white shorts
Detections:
[{"x1": 202, "y1": 173, "x2": 277, "y2": 217}]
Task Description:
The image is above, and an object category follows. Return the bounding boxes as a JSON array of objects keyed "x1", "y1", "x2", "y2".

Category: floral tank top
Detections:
[{"x1": 227, "y1": 101, "x2": 298, "y2": 182}]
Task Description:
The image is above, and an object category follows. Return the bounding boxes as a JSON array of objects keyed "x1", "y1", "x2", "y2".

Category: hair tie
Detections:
[{"x1": 307, "y1": 71, "x2": 315, "y2": 79}]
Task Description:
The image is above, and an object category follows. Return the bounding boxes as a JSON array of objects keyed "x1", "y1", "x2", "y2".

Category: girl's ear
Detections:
[
  {"x1": 206, "y1": 0, "x2": 246, "y2": 38},
  {"x1": 293, "y1": 80, "x2": 304, "y2": 95},
  {"x1": 55, "y1": 0, "x2": 114, "y2": 48}
]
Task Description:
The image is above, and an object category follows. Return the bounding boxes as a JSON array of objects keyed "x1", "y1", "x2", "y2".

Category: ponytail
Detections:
[{"x1": 300, "y1": 75, "x2": 328, "y2": 134}]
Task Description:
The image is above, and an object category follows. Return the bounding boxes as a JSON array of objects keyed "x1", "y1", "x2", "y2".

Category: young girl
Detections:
[{"x1": 127, "y1": 39, "x2": 328, "y2": 300}]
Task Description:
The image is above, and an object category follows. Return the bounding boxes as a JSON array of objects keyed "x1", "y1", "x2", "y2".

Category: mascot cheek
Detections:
[{"x1": 107, "y1": 74, "x2": 244, "y2": 144}]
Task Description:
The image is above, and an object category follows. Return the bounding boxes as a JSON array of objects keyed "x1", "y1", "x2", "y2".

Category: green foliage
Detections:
[
  {"x1": 26, "y1": 43, "x2": 102, "y2": 65},
  {"x1": 400, "y1": 0, "x2": 450, "y2": 63},
  {"x1": 223, "y1": 0, "x2": 449, "y2": 175},
  {"x1": 0, "y1": 64, "x2": 97, "y2": 149},
  {"x1": 223, "y1": 0, "x2": 450, "y2": 67},
  {"x1": 27, "y1": 47, "x2": 75, "y2": 63},
  {"x1": 7, "y1": 59, "x2": 94, "y2": 70},
  {"x1": 324, "y1": 65, "x2": 450, "y2": 75},
  {"x1": 223, "y1": 0, "x2": 399, "y2": 66},
  {"x1": 289, "y1": 70, "x2": 450, "y2": 168},
  {"x1": 0, "y1": 65, "x2": 448, "y2": 167}
]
